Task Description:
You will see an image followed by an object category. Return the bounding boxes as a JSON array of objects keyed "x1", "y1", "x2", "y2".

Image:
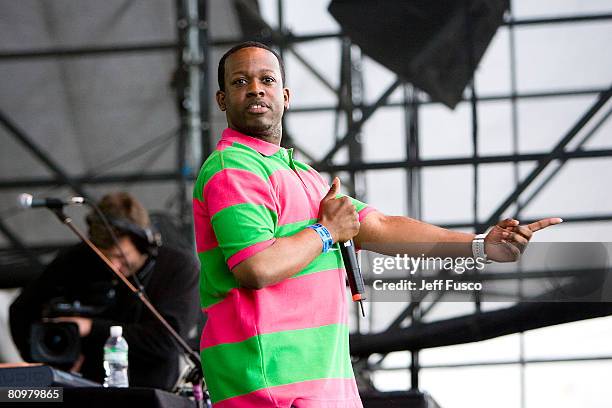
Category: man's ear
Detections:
[
  {"x1": 216, "y1": 90, "x2": 226, "y2": 111},
  {"x1": 283, "y1": 87, "x2": 291, "y2": 110}
]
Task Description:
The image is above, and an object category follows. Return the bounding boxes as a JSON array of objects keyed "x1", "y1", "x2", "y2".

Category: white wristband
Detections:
[{"x1": 472, "y1": 233, "x2": 492, "y2": 264}]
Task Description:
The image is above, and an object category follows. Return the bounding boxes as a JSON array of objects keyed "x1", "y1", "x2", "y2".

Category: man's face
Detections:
[
  {"x1": 216, "y1": 47, "x2": 290, "y2": 140},
  {"x1": 100, "y1": 236, "x2": 148, "y2": 278}
]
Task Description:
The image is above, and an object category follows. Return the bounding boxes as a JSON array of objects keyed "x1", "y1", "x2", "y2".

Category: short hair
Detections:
[
  {"x1": 86, "y1": 192, "x2": 150, "y2": 249},
  {"x1": 217, "y1": 41, "x2": 285, "y2": 92}
]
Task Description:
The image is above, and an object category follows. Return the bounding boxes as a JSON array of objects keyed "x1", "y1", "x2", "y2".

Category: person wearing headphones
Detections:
[{"x1": 9, "y1": 192, "x2": 200, "y2": 390}]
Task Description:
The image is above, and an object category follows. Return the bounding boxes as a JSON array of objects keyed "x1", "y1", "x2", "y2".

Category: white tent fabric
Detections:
[
  {"x1": 0, "y1": 1, "x2": 242, "y2": 247},
  {"x1": 0, "y1": 0, "x2": 248, "y2": 361}
]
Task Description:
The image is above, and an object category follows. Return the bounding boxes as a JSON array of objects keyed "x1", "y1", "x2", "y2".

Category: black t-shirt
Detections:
[{"x1": 9, "y1": 243, "x2": 200, "y2": 390}]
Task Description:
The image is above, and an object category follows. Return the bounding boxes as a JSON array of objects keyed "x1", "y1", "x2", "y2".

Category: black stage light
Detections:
[{"x1": 329, "y1": 0, "x2": 509, "y2": 108}]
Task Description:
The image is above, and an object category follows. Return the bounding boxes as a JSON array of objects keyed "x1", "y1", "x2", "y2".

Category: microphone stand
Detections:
[{"x1": 48, "y1": 207, "x2": 206, "y2": 407}]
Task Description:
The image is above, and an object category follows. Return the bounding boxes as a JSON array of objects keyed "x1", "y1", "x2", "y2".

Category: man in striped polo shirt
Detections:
[{"x1": 193, "y1": 41, "x2": 561, "y2": 407}]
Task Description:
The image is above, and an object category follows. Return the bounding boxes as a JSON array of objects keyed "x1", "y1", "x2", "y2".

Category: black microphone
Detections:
[
  {"x1": 339, "y1": 239, "x2": 366, "y2": 317},
  {"x1": 19, "y1": 193, "x2": 85, "y2": 209}
]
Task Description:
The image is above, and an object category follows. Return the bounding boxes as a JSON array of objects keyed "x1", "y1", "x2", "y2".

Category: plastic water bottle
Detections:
[{"x1": 103, "y1": 325, "x2": 129, "y2": 387}]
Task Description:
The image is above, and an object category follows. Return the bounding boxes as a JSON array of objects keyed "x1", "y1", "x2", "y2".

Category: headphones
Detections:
[
  {"x1": 105, "y1": 216, "x2": 162, "y2": 258},
  {"x1": 87, "y1": 211, "x2": 162, "y2": 258}
]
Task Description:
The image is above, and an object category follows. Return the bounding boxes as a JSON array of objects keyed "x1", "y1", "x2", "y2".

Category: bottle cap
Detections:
[{"x1": 110, "y1": 326, "x2": 123, "y2": 337}]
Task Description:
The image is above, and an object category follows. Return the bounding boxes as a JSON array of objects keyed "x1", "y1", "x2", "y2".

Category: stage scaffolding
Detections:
[{"x1": 1, "y1": 0, "x2": 611, "y2": 403}]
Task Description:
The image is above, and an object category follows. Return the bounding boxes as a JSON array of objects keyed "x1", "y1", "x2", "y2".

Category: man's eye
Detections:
[
  {"x1": 263, "y1": 77, "x2": 275, "y2": 83},
  {"x1": 233, "y1": 78, "x2": 247, "y2": 85}
]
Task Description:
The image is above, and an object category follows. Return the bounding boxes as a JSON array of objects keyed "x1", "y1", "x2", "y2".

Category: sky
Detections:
[{"x1": 257, "y1": 1, "x2": 612, "y2": 407}]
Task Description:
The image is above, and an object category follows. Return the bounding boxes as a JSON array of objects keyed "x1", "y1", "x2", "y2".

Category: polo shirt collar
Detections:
[{"x1": 220, "y1": 128, "x2": 281, "y2": 156}]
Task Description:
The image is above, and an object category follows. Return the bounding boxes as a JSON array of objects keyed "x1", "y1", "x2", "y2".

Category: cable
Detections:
[
  {"x1": 85, "y1": 127, "x2": 179, "y2": 179},
  {"x1": 121, "y1": 134, "x2": 177, "y2": 189}
]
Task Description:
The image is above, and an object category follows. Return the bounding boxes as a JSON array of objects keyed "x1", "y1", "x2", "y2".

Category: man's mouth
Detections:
[{"x1": 246, "y1": 102, "x2": 270, "y2": 114}]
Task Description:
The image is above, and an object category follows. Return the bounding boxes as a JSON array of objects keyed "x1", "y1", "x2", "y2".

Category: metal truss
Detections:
[
  {"x1": 0, "y1": 109, "x2": 92, "y2": 267},
  {"x1": 0, "y1": 0, "x2": 610, "y2": 300},
  {"x1": 0, "y1": 2, "x2": 611, "y2": 404},
  {"x1": 186, "y1": 4, "x2": 612, "y2": 396},
  {"x1": 1, "y1": 2, "x2": 612, "y2": 393},
  {"x1": 0, "y1": 0, "x2": 210, "y2": 255}
]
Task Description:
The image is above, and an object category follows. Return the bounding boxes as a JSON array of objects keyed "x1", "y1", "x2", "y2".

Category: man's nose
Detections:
[
  {"x1": 109, "y1": 256, "x2": 123, "y2": 270},
  {"x1": 246, "y1": 81, "x2": 265, "y2": 97}
]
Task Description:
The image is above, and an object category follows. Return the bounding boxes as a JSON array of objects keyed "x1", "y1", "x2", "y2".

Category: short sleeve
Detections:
[
  {"x1": 312, "y1": 170, "x2": 376, "y2": 223},
  {"x1": 337, "y1": 194, "x2": 377, "y2": 223}
]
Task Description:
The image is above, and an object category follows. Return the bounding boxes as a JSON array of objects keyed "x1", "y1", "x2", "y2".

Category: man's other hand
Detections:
[{"x1": 485, "y1": 217, "x2": 563, "y2": 262}]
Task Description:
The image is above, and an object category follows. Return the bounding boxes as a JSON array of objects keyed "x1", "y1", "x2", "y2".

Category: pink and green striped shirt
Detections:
[{"x1": 193, "y1": 128, "x2": 373, "y2": 407}]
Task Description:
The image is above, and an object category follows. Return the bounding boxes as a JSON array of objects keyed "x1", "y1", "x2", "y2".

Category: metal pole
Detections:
[
  {"x1": 464, "y1": 0, "x2": 483, "y2": 313},
  {"x1": 185, "y1": 0, "x2": 204, "y2": 169},
  {"x1": 289, "y1": 86, "x2": 609, "y2": 114},
  {"x1": 4, "y1": 147, "x2": 612, "y2": 189},
  {"x1": 314, "y1": 147, "x2": 612, "y2": 173},
  {"x1": 507, "y1": 2, "x2": 526, "y2": 404},
  {"x1": 199, "y1": 0, "x2": 211, "y2": 161},
  {"x1": 410, "y1": 303, "x2": 421, "y2": 391},
  {"x1": 403, "y1": 84, "x2": 422, "y2": 219},
  {"x1": 176, "y1": 0, "x2": 206, "y2": 230},
  {"x1": 342, "y1": 39, "x2": 366, "y2": 200},
  {"x1": 175, "y1": 0, "x2": 188, "y2": 228}
]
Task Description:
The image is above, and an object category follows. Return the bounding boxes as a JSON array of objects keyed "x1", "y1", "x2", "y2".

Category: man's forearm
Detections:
[
  {"x1": 231, "y1": 228, "x2": 324, "y2": 289},
  {"x1": 355, "y1": 212, "x2": 476, "y2": 258}
]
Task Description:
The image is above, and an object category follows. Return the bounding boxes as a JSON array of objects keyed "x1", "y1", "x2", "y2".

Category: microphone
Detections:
[
  {"x1": 19, "y1": 193, "x2": 85, "y2": 209},
  {"x1": 340, "y1": 239, "x2": 366, "y2": 317}
]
